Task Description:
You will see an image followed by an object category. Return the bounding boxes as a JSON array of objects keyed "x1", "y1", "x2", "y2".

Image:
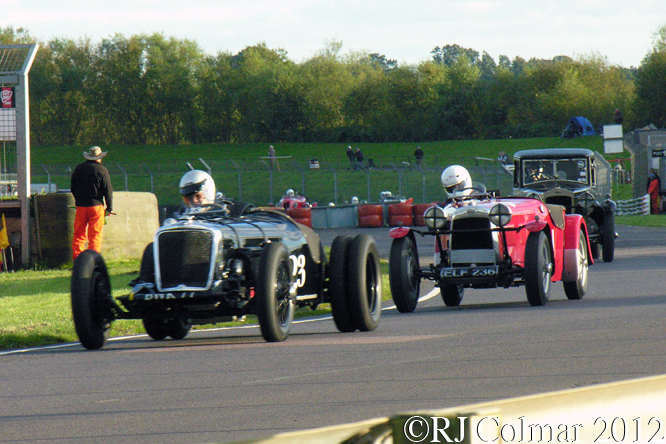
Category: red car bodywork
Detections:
[{"x1": 389, "y1": 195, "x2": 592, "y2": 309}]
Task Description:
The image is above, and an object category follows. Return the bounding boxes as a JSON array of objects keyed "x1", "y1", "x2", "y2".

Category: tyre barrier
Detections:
[
  {"x1": 388, "y1": 203, "x2": 413, "y2": 227},
  {"x1": 412, "y1": 203, "x2": 434, "y2": 226},
  {"x1": 357, "y1": 204, "x2": 384, "y2": 228},
  {"x1": 616, "y1": 194, "x2": 650, "y2": 215},
  {"x1": 286, "y1": 207, "x2": 312, "y2": 227}
]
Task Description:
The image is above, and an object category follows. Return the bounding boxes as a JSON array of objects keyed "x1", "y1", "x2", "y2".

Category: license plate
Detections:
[{"x1": 440, "y1": 266, "x2": 498, "y2": 279}]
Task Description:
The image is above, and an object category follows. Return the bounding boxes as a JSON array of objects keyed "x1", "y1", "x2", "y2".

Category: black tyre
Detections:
[
  {"x1": 602, "y1": 211, "x2": 615, "y2": 262},
  {"x1": 256, "y1": 242, "x2": 295, "y2": 342},
  {"x1": 389, "y1": 236, "x2": 420, "y2": 313},
  {"x1": 166, "y1": 319, "x2": 192, "y2": 340},
  {"x1": 563, "y1": 229, "x2": 588, "y2": 300},
  {"x1": 347, "y1": 235, "x2": 382, "y2": 331},
  {"x1": 138, "y1": 242, "x2": 155, "y2": 283},
  {"x1": 589, "y1": 241, "x2": 600, "y2": 260},
  {"x1": 441, "y1": 284, "x2": 464, "y2": 307},
  {"x1": 71, "y1": 250, "x2": 113, "y2": 350},
  {"x1": 142, "y1": 316, "x2": 168, "y2": 340},
  {"x1": 328, "y1": 236, "x2": 356, "y2": 332},
  {"x1": 524, "y1": 231, "x2": 553, "y2": 306}
]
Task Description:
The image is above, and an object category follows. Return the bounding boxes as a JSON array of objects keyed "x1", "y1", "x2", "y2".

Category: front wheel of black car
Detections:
[
  {"x1": 524, "y1": 231, "x2": 552, "y2": 306},
  {"x1": 142, "y1": 316, "x2": 168, "y2": 340},
  {"x1": 602, "y1": 211, "x2": 615, "y2": 263},
  {"x1": 389, "y1": 236, "x2": 420, "y2": 313},
  {"x1": 329, "y1": 235, "x2": 356, "y2": 332},
  {"x1": 167, "y1": 319, "x2": 192, "y2": 340},
  {"x1": 256, "y1": 242, "x2": 295, "y2": 342},
  {"x1": 441, "y1": 284, "x2": 464, "y2": 307},
  {"x1": 347, "y1": 235, "x2": 382, "y2": 332},
  {"x1": 71, "y1": 250, "x2": 113, "y2": 350},
  {"x1": 563, "y1": 229, "x2": 588, "y2": 300}
]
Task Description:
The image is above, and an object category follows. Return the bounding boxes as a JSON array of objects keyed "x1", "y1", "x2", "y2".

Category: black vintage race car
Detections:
[
  {"x1": 71, "y1": 204, "x2": 382, "y2": 350},
  {"x1": 512, "y1": 148, "x2": 616, "y2": 262}
]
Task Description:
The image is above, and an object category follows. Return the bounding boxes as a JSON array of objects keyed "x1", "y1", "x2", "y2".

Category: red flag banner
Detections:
[{"x1": 1, "y1": 87, "x2": 14, "y2": 109}]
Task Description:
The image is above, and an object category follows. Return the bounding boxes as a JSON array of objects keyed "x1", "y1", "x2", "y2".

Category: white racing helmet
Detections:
[
  {"x1": 179, "y1": 170, "x2": 216, "y2": 206},
  {"x1": 441, "y1": 165, "x2": 472, "y2": 197}
]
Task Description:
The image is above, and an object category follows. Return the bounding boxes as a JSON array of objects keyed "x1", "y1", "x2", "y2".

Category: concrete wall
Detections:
[{"x1": 31, "y1": 191, "x2": 158, "y2": 266}]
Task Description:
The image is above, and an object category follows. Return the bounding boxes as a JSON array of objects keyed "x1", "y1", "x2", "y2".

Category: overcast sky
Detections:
[{"x1": 3, "y1": 0, "x2": 665, "y2": 68}]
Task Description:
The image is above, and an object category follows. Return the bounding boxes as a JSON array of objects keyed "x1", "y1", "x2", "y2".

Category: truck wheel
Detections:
[
  {"x1": 524, "y1": 231, "x2": 553, "y2": 306},
  {"x1": 389, "y1": 236, "x2": 420, "y2": 313},
  {"x1": 167, "y1": 319, "x2": 192, "y2": 340},
  {"x1": 256, "y1": 242, "x2": 295, "y2": 342},
  {"x1": 142, "y1": 316, "x2": 168, "y2": 340},
  {"x1": 602, "y1": 211, "x2": 615, "y2": 262},
  {"x1": 347, "y1": 235, "x2": 382, "y2": 331},
  {"x1": 563, "y1": 229, "x2": 588, "y2": 300},
  {"x1": 71, "y1": 250, "x2": 113, "y2": 350},
  {"x1": 329, "y1": 236, "x2": 356, "y2": 332},
  {"x1": 440, "y1": 284, "x2": 464, "y2": 307}
]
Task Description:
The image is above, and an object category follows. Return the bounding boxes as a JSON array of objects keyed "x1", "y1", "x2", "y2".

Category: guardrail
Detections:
[
  {"x1": 616, "y1": 194, "x2": 650, "y2": 215},
  {"x1": 231, "y1": 374, "x2": 666, "y2": 444}
]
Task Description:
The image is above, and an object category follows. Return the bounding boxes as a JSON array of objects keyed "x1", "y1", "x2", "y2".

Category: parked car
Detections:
[
  {"x1": 511, "y1": 148, "x2": 616, "y2": 262},
  {"x1": 389, "y1": 190, "x2": 592, "y2": 311},
  {"x1": 71, "y1": 204, "x2": 382, "y2": 350}
]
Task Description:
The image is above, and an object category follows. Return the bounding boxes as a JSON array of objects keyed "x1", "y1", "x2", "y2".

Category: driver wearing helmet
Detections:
[
  {"x1": 441, "y1": 165, "x2": 473, "y2": 198},
  {"x1": 179, "y1": 170, "x2": 217, "y2": 208}
]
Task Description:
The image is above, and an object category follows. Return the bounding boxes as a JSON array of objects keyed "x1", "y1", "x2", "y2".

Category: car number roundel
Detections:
[{"x1": 290, "y1": 254, "x2": 306, "y2": 288}]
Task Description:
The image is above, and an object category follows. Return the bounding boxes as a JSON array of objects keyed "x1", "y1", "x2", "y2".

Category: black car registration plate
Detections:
[{"x1": 440, "y1": 266, "x2": 498, "y2": 279}]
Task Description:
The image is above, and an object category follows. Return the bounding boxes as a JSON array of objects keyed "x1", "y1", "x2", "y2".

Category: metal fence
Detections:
[{"x1": 31, "y1": 155, "x2": 515, "y2": 207}]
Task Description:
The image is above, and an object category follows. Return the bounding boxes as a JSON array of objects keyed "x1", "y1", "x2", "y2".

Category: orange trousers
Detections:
[{"x1": 72, "y1": 205, "x2": 105, "y2": 261}]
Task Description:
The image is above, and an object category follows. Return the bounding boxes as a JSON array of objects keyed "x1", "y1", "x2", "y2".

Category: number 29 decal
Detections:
[{"x1": 290, "y1": 254, "x2": 306, "y2": 287}]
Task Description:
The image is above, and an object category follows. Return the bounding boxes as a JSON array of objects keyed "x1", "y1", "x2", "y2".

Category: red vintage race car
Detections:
[{"x1": 389, "y1": 190, "x2": 592, "y2": 310}]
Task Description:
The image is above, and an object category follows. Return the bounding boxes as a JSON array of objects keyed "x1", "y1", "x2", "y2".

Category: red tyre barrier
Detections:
[
  {"x1": 412, "y1": 203, "x2": 434, "y2": 226},
  {"x1": 388, "y1": 203, "x2": 413, "y2": 227},
  {"x1": 357, "y1": 204, "x2": 383, "y2": 228},
  {"x1": 287, "y1": 207, "x2": 312, "y2": 227}
]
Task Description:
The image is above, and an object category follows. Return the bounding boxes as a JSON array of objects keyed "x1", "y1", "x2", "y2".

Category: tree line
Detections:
[{"x1": 2, "y1": 25, "x2": 666, "y2": 146}]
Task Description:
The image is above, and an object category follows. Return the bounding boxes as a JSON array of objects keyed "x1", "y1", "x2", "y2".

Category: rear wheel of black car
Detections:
[
  {"x1": 524, "y1": 231, "x2": 553, "y2": 306},
  {"x1": 389, "y1": 236, "x2": 421, "y2": 313},
  {"x1": 71, "y1": 250, "x2": 113, "y2": 350},
  {"x1": 142, "y1": 316, "x2": 168, "y2": 340},
  {"x1": 329, "y1": 235, "x2": 357, "y2": 332},
  {"x1": 347, "y1": 235, "x2": 382, "y2": 331},
  {"x1": 602, "y1": 211, "x2": 615, "y2": 262},
  {"x1": 440, "y1": 284, "x2": 464, "y2": 307},
  {"x1": 256, "y1": 242, "x2": 295, "y2": 342},
  {"x1": 563, "y1": 229, "x2": 588, "y2": 300},
  {"x1": 589, "y1": 241, "x2": 600, "y2": 260}
]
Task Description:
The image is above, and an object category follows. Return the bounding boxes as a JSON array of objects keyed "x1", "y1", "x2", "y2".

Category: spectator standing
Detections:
[
  {"x1": 614, "y1": 109, "x2": 624, "y2": 125},
  {"x1": 414, "y1": 146, "x2": 424, "y2": 166},
  {"x1": 497, "y1": 151, "x2": 509, "y2": 166},
  {"x1": 354, "y1": 147, "x2": 365, "y2": 170},
  {"x1": 346, "y1": 146, "x2": 354, "y2": 168},
  {"x1": 70, "y1": 146, "x2": 114, "y2": 261}
]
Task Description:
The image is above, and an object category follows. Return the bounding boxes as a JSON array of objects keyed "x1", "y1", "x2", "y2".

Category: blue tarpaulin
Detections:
[{"x1": 562, "y1": 116, "x2": 596, "y2": 138}]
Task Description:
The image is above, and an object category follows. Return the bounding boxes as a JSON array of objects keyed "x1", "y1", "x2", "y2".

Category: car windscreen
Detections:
[{"x1": 522, "y1": 158, "x2": 589, "y2": 187}]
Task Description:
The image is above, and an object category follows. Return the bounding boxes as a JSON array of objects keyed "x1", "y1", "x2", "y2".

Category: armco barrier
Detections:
[
  {"x1": 231, "y1": 373, "x2": 666, "y2": 443},
  {"x1": 388, "y1": 203, "x2": 413, "y2": 227},
  {"x1": 616, "y1": 194, "x2": 650, "y2": 215},
  {"x1": 357, "y1": 204, "x2": 384, "y2": 228},
  {"x1": 286, "y1": 207, "x2": 312, "y2": 227},
  {"x1": 310, "y1": 205, "x2": 359, "y2": 229}
]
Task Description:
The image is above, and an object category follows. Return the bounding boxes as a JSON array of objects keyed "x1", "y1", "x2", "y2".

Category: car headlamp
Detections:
[
  {"x1": 576, "y1": 191, "x2": 595, "y2": 209},
  {"x1": 527, "y1": 192, "x2": 542, "y2": 201},
  {"x1": 423, "y1": 205, "x2": 447, "y2": 230},
  {"x1": 489, "y1": 204, "x2": 512, "y2": 227}
]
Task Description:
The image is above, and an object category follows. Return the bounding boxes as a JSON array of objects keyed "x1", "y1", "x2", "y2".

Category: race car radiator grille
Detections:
[
  {"x1": 451, "y1": 217, "x2": 492, "y2": 250},
  {"x1": 545, "y1": 195, "x2": 573, "y2": 212},
  {"x1": 157, "y1": 230, "x2": 214, "y2": 290}
]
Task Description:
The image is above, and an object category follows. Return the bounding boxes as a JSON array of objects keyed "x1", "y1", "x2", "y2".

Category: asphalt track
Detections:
[{"x1": 2, "y1": 224, "x2": 666, "y2": 444}]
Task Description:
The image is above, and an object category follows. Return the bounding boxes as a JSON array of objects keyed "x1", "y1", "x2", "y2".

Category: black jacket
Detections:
[{"x1": 70, "y1": 160, "x2": 113, "y2": 212}]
